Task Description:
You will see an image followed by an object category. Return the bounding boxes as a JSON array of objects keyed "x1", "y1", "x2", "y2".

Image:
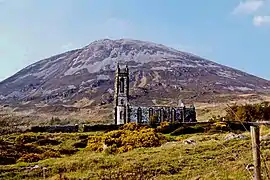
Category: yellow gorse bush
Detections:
[
  {"x1": 87, "y1": 135, "x2": 104, "y2": 152},
  {"x1": 87, "y1": 123, "x2": 168, "y2": 154}
]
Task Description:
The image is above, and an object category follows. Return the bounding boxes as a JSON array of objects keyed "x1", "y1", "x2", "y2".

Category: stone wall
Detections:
[
  {"x1": 27, "y1": 121, "x2": 251, "y2": 133},
  {"x1": 30, "y1": 125, "x2": 79, "y2": 133},
  {"x1": 83, "y1": 124, "x2": 120, "y2": 132}
]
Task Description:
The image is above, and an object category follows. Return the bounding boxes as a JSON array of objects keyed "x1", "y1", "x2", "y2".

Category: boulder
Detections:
[
  {"x1": 224, "y1": 133, "x2": 248, "y2": 141},
  {"x1": 184, "y1": 139, "x2": 196, "y2": 145}
]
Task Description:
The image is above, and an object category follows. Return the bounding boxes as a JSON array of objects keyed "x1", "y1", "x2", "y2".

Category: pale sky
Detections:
[{"x1": 0, "y1": 0, "x2": 270, "y2": 80}]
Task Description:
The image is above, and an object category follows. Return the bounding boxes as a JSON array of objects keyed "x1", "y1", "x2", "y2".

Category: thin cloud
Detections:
[
  {"x1": 253, "y1": 15, "x2": 270, "y2": 26},
  {"x1": 232, "y1": 0, "x2": 264, "y2": 15}
]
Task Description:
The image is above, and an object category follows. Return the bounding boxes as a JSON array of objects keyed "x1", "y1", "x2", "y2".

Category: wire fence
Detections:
[{"x1": 226, "y1": 103, "x2": 270, "y2": 180}]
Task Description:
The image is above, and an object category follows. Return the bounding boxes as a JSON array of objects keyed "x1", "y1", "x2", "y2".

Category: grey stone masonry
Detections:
[{"x1": 114, "y1": 64, "x2": 197, "y2": 125}]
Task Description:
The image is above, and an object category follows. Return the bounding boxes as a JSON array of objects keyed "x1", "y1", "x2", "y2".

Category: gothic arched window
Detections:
[
  {"x1": 120, "y1": 111, "x2": 124, "y2": 120},
  {"x1": 137, "y1": 107, "x2": 142, "y2": 123},
  {"x1": 160, "y1": 108, "x2": 164, "y2": 122},
  {"x1": 149, "y1": 108, "x2": 153, "y2": 119},
  {"x1": 120, "y1": 77, "x2": 124, "y2": 93},
  {"x1": 171, "y1": 108, "x2": 176, "y2": 122}
]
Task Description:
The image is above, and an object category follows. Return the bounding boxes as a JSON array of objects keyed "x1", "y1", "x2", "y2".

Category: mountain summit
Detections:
[{"x1": 0, "y1": 39, "x2": 269, "y2": 106}]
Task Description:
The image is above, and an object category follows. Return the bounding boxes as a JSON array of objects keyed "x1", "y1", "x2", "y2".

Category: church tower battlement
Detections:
[{"x1": 114, "y1": 63, "x2": 130, "y2": 125}]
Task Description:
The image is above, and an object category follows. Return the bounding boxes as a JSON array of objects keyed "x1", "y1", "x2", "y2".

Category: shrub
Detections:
[
  {"x1": 207, "y1": 121, "x2": 229, "y2": 133},
  {"x1": 50, "y1": 117, "x2": 61, "y2": 125},
  {"x1": 121, "y1": 122, "x2": 144, "y2": 131},
  {"x1": 87, "y1": 123, "x2": 168, "y2": 154},
  {"x1": 15, "y1": 134, "x2": 40, "y2": 144},
  {"x1": 73, "y1": 139, "x2": 88, "y2": 148},
  {"x1": 20, "y1": 143, "x2": 44, "y2": 154},
  {"x1": 209, "y1": 115, "x2": 225, "y2": 122},
  {"x1": 225, "y1": 102, "x2": 270, "y2": 122},
  {"x1": 16, "y1": 151, "x2": 60, "y2": 163},
  {"x1": 213, "y1": 121, "x2": 228, "y2": 130},
  {"x1": 40, "y1": 150, "x2": 61, "y2": 159},
  {"x1": 0, "y1": 156, "x2": 16, "y2": 165},
  {"x1": 160, "y1": 121, "x2": 170, "y2": 128},
  {"x1": 58, "y1": 148, "x2": 78, "y2": 155},
  {"x1": 36, "y1": 138, "x2": 61, "y2": 146},
  {"x1": 171, "y1": 124, "x2": 205, "y2": 135},
  {"x1": 17, "y1": 153, "x2": 41, "y2": 163},
  {"x1": 149, "y1": 114, "x2": 159, "y2": 127},
  {"x1": 87, "y1": 135, "x2": 104, "y2": 152},
  {"x1": 104, "y1": 144, "x2": 118, "y2": 155},
  {"x1": 206, "y1": 102, "x2": 270, "y2": 122},
  {"x1": 156, "y1": 121, "x2": 170, "y2": 132}
]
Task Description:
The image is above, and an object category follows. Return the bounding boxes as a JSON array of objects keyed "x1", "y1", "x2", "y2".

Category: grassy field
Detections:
[
  {"x1": 1, "y1": 94, "x2": 270, "y2": 179},
  {"x1": 1, "y1": 125, "x2": 270, "y2": 180}
]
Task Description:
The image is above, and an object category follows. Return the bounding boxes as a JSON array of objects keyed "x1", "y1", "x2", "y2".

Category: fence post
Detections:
[{"x1": 251, "y1": 125, "x2": 261, "y2": 180}]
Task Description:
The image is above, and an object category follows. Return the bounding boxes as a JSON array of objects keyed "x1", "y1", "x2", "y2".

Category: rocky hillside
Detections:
[{"x1": 0, "y1": 39, "x2": 269, "y2": 107}]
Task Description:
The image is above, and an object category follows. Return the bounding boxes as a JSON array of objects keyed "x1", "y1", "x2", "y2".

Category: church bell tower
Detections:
[{"x1": 114, "y1": 63, "x2": 129, "y2": 125}]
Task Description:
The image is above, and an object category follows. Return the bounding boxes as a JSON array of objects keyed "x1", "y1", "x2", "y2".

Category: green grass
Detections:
[
  {"x1": 2, "y1": 124, "x2": 270, "y2": 180},
  {"x1": 0, "y1": 132, "x2": 102, "y2": 166},
  {"x1": 2, "y1": 130, "x2": 270, "y2": 180}
]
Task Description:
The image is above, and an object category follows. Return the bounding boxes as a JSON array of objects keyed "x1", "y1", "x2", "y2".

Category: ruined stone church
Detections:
[{"x1": 114, "y1": 64, "x2": 197, "y2": 125}]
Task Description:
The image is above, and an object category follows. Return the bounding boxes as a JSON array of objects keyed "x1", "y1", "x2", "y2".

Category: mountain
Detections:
[{"x1": 0, "y1": 39, "x2": 269, "y2": 107}]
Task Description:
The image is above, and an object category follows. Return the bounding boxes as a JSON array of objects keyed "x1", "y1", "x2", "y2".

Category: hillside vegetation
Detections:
[
  {"x1": 2, "y1": 102, "x2": 270, "y2": 179},
  {"x1": 225, "y1": 102, "x2": 270, "y2": 122},
  {"x1": 1, "y1": 123, "x2": 270, "y2": 179}
]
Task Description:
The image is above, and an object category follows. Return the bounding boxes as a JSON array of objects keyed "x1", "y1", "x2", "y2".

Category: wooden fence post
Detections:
[{"x1": 251, "y1": 125, "x2": 262, "y2": 180}]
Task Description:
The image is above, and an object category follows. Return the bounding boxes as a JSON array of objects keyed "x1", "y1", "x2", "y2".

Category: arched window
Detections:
[
  {"x1": 160, "y1": 108, "x2": 164, "y2": 122},
  {"x1": 149, "y1": 108, "x2": 153, "y2": 119},
  {"x1": 171, "y1": 108, "x2": 176, "y2": 122},
  {"x1": 137, "y1": 107, "x2": 142, "y2": 123},
  {"x1": 166, "y1": 108, "x2": 171, "y2": 122},
  {"x1": 120, "y1": 78, "x2": 124, "y2": 93},
  {"x1": 121, "y1": 99, "x2": 124, "y2": 105},
  {"x1": 120, "y1": 111, "x2": 124, "y2": 120}
]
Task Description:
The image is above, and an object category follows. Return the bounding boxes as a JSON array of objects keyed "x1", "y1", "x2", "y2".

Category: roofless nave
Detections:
[{"x1": 113, "y1": 64, "x2": 197, "y2": 125}]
